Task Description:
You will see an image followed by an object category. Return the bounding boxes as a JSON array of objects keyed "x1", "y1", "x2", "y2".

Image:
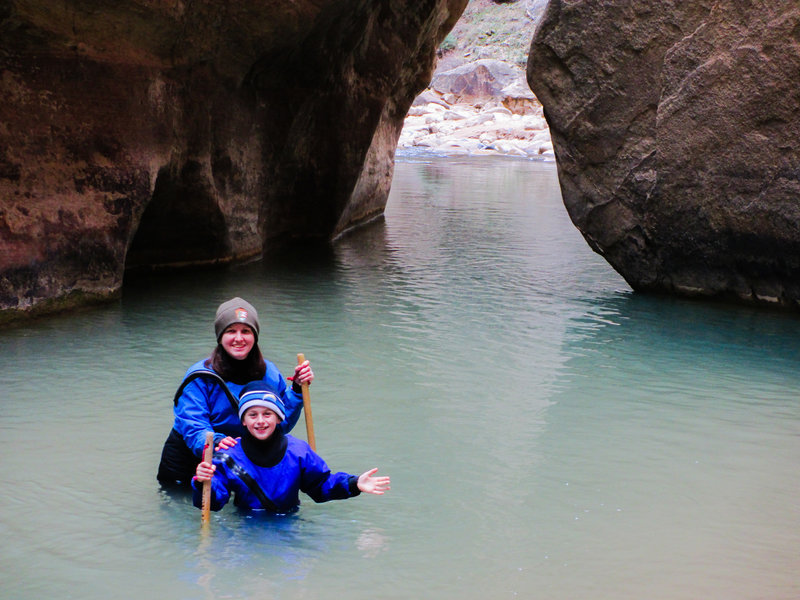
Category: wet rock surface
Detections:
[
  {"x1": 3, "y1": 0, "x2": 799, "y2": 320},
  {"x1": 399, "y1": 59, "x2": 554, "y2": 160},
  {"x1": 528, "y1": 0, "x2": 800, "y2": 306},
  {"x1": 0, "y1": 0, "x2": 467, "y2": 320}
]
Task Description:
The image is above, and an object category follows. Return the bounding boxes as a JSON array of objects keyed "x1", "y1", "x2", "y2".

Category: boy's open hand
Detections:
[{"x1": 357, "y1": 468, "x2": 391, "y2": 495}]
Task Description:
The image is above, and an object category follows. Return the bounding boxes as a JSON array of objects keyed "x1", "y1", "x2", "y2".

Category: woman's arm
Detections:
[{"x1": 174, "y1": 377, "x2": 219, "y2": 456}]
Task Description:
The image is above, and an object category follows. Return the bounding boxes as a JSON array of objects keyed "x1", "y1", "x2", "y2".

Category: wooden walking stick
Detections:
[
  {"x1": 200, "y1": 431, "x2": 214, "y2": 525},
  {"x1": 297, "y1": 353, "x2": 316, "y2": 451}
]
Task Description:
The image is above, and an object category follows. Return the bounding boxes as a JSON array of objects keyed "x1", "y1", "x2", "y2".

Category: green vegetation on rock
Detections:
[{"x1": 438, "y1": 0, "x2": 536, "y2": 67}]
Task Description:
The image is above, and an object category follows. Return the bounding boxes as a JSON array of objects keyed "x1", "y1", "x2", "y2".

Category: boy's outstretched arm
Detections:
[{"x1": 357, "y1": 468, "x2": 391, "y2": 495}]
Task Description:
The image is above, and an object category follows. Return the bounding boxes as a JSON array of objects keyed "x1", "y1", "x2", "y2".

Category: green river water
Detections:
[{"x1": 1, "y1": 154, "x2": 798, "y2": 599}]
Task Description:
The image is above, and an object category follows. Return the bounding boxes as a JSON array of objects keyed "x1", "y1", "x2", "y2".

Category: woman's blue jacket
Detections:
[{"x1": 175, "y1": 359, "x2": 303, "y2": 458}]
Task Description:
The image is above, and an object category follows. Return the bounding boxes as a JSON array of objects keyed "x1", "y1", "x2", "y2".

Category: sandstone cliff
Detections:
[
  {"x1": 4, "y1": 0, "x2": 800, "y2": 321},
  {"x1": 528, "y1": 1, "x2": 800, "y2": 306},
  {"x1": 0, "y1": 0, "x2": 466, "y2": 320}
]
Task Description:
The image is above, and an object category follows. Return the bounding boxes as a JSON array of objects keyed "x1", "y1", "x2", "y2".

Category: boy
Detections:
[{"x1": 192, "y1": 382, "x2": 390, "y2": 513}]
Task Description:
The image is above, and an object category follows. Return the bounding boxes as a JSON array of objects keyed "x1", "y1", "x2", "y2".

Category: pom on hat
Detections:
[
  {"x1": 238, "y1": 382, "x2": 286, "y2": 422},
  {"x1": 214, "y1": 297, "x2": 260, "y2": 341}
]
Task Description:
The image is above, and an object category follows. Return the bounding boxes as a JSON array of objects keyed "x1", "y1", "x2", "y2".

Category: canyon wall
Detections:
[
  {"x1": 528, "y1": 1, "x2": 800, "y2": 306},
  {"x1": 5, "y1": 0, "x2": 799, "y2": 321},
  {"x1": 0, "y1": 0, "x2": 466, "y2": 320}
]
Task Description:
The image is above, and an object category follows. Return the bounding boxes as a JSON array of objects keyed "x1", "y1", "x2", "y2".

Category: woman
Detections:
[{"x1": 157, "y1": 297, "x2": 313, "y2": 487}]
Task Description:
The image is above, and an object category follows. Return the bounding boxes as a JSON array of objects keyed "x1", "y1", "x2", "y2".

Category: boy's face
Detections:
[{"x1": 242, "y1": 406, "x2": 281, "y2": 440}]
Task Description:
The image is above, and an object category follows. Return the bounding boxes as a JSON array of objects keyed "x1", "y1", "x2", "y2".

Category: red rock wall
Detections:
[
  {"x1": 528, "y1": 1, "x2": 800, "y2": 306},
  {"x1": 0, "y1": 0, "x2": 467, "y2": 320}
]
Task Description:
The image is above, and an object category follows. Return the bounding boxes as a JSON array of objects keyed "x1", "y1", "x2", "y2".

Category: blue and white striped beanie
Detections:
[{"x1": 238, "y1": 382, "x2": 286, "y2": 422}]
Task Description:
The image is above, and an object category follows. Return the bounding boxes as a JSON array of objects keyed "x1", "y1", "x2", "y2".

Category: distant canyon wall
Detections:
[
  {"x1": 0, "y1": 0, "x2": 466, "y2": 320},
  {"x1": 528, "y1": 1, "x2": 800, "y2": 306},
  {"x1": 4, "y1": 0, "x2": 799, "y2": 322}
]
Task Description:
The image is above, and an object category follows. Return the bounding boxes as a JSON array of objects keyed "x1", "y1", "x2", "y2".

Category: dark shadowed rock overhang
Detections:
[
  {"x1": 528, "y1": 1, "x2": 800, "y2": 307},
  {"x1": 0, "y1": 0, "x2": 467, "y2": 322}
]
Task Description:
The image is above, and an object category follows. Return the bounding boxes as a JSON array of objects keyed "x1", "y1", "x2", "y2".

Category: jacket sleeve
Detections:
[
  {"x1": 298, "y1": 447, "x2": 360, "y2": 503},
  {"x1": 174, "y1": 376, "x2": 218, "y2": 457},
  {"x1": 191, "y1": 462, "x2": 232, "y2": 512}
]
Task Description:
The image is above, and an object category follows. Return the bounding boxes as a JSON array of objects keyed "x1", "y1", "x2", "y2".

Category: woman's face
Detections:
[
  {"x1": 220, "y1": 323, "x2": 256, "y2": 360},
  {"x1": 242, "y1": 406, "x2": 281, "y2": 440}
]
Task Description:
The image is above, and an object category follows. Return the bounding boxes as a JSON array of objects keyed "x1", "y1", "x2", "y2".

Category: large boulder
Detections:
[
  {"x1": 0, "y1": 0, "x2": 467, "y2": 321},
  {"x1": 528, "y1": 1, "x2": 800, "y2": 306},
  {"x1": 431, "y1": 58, "x2": 524, "y2": 102}
]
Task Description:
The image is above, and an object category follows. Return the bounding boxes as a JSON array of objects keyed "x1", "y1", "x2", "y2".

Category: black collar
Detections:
[{"x1": 240, "y1": 428, "x2": 288, "y2": 468}]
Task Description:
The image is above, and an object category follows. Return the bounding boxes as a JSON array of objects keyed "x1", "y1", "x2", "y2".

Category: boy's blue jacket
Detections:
[
  {"x1": 191, "y1": 436, "x2": 360, "y2": 513},
  {"x1": 175, "y1": 359, "x2": 303, "y2": 457}
]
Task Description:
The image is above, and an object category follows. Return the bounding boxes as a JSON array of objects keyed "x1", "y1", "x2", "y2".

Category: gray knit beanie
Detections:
[{"x1": 214, "y1": 297, "x2": 260, "y2": 341}]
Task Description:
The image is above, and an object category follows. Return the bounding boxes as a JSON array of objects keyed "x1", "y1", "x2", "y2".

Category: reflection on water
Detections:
[{"x1": 1, "y1": 154, "x2": 799, "y2": 599}]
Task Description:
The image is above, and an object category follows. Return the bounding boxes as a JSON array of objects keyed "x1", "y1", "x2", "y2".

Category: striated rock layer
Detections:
[
  {"x1": 0, "y1": 0, "x2": 466, "y2": 321},
  {"x1": 528, "y1": 1, "x2": 800, "y2": 307}
]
